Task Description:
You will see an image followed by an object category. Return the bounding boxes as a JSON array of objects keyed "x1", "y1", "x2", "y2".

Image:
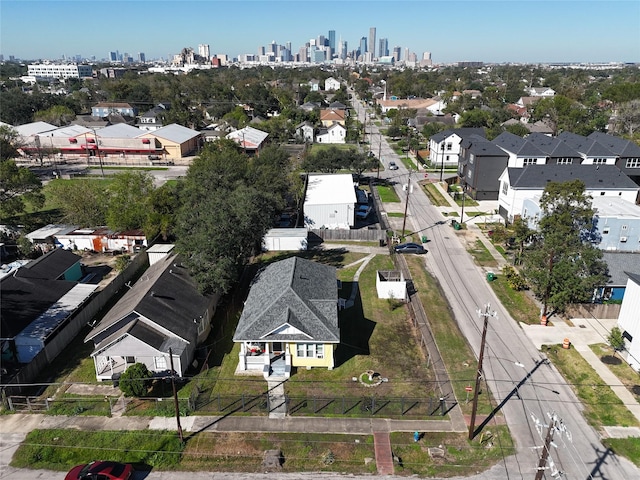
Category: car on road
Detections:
[
  {"x1": 388, "y1": 161, "x2": 398, "y2": 170},
  {"x1": 394, "y1": 242, "x2": 426, "y2": 254},
  {"x1": 65, "y1": 461, "x2": 134, "y2": 480}
]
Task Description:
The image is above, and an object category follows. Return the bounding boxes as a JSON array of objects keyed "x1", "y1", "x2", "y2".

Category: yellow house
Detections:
[{"x1": 233, "y1": 256, "x2": 339, "y2": 378}]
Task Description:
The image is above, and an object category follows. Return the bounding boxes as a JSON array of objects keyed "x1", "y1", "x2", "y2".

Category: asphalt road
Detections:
[{"x1": 350, "y1": 90, "x2": 639, "y2": 479}]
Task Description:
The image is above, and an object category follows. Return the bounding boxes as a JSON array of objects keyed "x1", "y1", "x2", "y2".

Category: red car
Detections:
[{"x1": 65, "y1": 461, "x2": 134, "y2": 480}]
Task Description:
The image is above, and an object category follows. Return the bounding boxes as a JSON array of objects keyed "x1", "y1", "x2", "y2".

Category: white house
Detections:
[
  {"x1": 498, "y1": 164, "x2": 640, "y2": 224},
  {"x1": 429, "y1": 128, "x2": 486, "y2": 169},
  {"x1": 617, "y1": 272, "x2": 640, "y2": 370},
  {"x1": 324, "y1": 77, "x2": 341, "y2": 91},
  {"x1": 529, "y1": 87, "x2": 556, "y2": 97},
  {"x1": 315, "y1": 123, "x2": 346, "y2": 144},
  {"x1": 304, "y1": 174, "x2": 357, "y2": 229},
  {"x1": 295, "y1": 122, "x2": 314, "y2": 143}
]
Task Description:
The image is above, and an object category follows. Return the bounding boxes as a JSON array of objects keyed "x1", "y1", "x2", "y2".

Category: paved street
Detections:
[{"x1": 350, "y1": 91, "x2": 640, "y2": 479}]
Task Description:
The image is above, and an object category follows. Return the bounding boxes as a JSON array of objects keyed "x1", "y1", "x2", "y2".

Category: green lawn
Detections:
[
  {"x1": 405, "y1": 256, "x2": 496, "y2": 417},
  {"x1": 422, "y1": 183, "x2": 452, "y2": 207},
  {"x1": 544, "y1": 345, "x2": 640, "y2": 428},
  {"x1": 377, "y1": 185, "x2": 400, "y2": 202},
  {"x1": 590, "y1": 344, "x2": 640, "y2": 403}
]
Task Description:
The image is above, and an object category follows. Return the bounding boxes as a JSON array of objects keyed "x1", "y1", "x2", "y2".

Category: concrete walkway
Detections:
[{"x1": 373, "y1": 432, "x2": 394, "y2": 475}]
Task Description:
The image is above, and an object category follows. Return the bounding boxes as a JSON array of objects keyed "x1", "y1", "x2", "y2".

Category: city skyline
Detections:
[{"x1": 1, "y1": 0, "x2": 639, "y2": 64}]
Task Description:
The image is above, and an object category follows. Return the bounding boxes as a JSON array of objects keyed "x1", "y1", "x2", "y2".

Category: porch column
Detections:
[
  {"x1": 263, "y1": 342, "x2": 271, "y2": 366},
  {"x1": 238, "y1": 343, "x2": 247, "y2": 371}
]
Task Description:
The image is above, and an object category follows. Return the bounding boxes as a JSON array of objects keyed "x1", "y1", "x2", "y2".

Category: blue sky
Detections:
[{"x1": 2, "y1": 0, "x2": 639, "y2": 63}]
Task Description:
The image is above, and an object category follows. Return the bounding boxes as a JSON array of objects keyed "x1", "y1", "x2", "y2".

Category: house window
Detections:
[
  {"x1": 469, "y1": 154, "x2": 475, "y2": 164},
  {"x1": 600, "y1": 192, "x2": 605, "y2": 195},
  {"x1": 155, "y1": 356, "x2": 167, "y2": 370},
  {"x1": 623, "y1": 330, "x2": 633, "y2": 342},
  {"x1": 626, "y1": 158, "x2": 640, "y2": 168},
  {"x1": 297, "y1": 343, "x2": 324, "y2": 358},
  {"x1": 523, "y1": 158, "x2": 536, "y2": 166},
  {"x1": 125, "y1": 356, "x2": 135, "y2": 364},
  {"x1": 602, "y1": 227, "x2": 610, "y2": 235},
  {"x1": 557, "y1": 158, "x2": 572, "y2": 165},
  {"x1": 501, "y1": 182, "x2": 508, "y2": 195},
  {"x1": 620, "y1": 237, "x2": 628, "y2": 243},
  {"x1": 593, "y1": 158, "x2": 607, "y2": 164},
  {"x1": 622, "y1": 225, "x2": 628, "y2": 230}
]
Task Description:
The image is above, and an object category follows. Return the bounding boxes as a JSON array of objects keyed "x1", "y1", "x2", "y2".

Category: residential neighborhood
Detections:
[{"x1": 2, "y1": 49, "x2": 640, "y2": 480}]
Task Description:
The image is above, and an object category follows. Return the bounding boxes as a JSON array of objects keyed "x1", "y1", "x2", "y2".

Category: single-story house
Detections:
[
  {"x1": 226, "y1": 126, "x2": 269, "y2": 154},
  {"x1": 593, "y1": 252, "x2": 640, "y2": 303},
  {"x1": 303, "y1": 174, "x2": 357, "y2": 229},
  {"x1": 233, "y1": 256, "x2": 339, "y2": 378},
  {"x1": 1, "y1": 249, "x2": 96, "y2": 364},
  {"x1": 85, "y1": 250, "x2": 218, "y2": 381}
]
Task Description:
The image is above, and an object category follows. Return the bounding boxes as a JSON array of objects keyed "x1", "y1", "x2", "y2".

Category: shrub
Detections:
[
  {"x1": 115, "y1": 254, "x2": 131, "y2": 272},
  {"x1": 119, "y1": 363, "x2": 152, "y2": 397},
  {"x1": 502, "y1": 265, "x2": 527, "y2": 291}
]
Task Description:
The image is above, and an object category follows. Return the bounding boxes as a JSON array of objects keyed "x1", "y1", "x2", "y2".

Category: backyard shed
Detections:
[
  {"x1": 303, "y1": 174, "x2": 357, "y2": 229},
  {"x1": 263, "y1": 228, "x2": 308, "y2": 251}
]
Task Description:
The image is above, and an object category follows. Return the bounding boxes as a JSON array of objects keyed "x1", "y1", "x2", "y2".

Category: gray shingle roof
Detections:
[
  {"x1": 602, "y1": 253, "x2": 640, "y2": 286},
  {"x1": 233, "y1": 257, "x2": 339, "y2": 343},
  {"x1": 588, "y1": 131, "x2": 640, "y2": 157},
  {"x1": 508, "y1": 164, "x2": 638, "y2": 189},
  {"x1": 85, "y1": 254, "x2": 211, "y2": 345},
  {"x1": 494, "y1": 131, "x2": 545, "y2": 156},
  {"x1": 431, "y1": 128, "x2": 486, "y2": 143},
  {"x1": 526, "y1": 133, "x2": 581, "y2": 158}
]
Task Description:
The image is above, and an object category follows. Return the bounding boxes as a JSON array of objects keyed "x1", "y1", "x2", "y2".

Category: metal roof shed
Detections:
[{"x1": 304, "y1": 174, "x2": 357, "y2": 229}]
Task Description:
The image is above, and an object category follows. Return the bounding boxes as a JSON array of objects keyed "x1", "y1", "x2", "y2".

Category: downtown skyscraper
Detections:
[{"x1": 369, "y1": 27, "x2": 376, "y2": 58}]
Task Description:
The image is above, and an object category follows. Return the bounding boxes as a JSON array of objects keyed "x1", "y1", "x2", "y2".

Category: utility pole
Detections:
[
  {"x1": 468, "y1": 303, "x2": 497, "y2": 440},
  {"x1": 439, "y1": 143, "x2": 445, "y2": 182},
  {"x1": 168, "y1": 348, "x2": 184, "y2": 443},
  {"x1": 532, "y1": 411, "x2": 569, "y2": 480},
  {"x1": 377, "y1": 132, "x2": 382, "y2": 179},
  {"x1": 401, "y1": 170, "x2": 412, "y2": 235}
]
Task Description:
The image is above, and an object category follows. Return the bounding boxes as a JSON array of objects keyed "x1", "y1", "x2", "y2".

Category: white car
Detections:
[{"x1": 388, "y1": 161, "x2": 399, "y2": 170}]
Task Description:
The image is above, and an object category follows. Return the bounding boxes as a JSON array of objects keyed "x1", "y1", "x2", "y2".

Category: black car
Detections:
[{"x1": 394, "y1": 242, "x2": 426, "y2": 254}]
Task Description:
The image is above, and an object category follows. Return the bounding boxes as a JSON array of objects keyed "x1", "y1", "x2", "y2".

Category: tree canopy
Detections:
[
  {"x1": 175, "y1": 142, "x2": 291, "y2": 295},
  {"x1": 521, "y1": 180, "x2": 607, "y2": 316}
]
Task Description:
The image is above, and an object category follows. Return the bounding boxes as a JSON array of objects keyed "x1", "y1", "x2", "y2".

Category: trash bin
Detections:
[
  {"x1": 453, "y1": 221, "x2": 461, "y2": 231},
  {"x1": 486, "y1": 272, "x2": 495, "y2": 282},
  {"x1": 421, "y1": 235, "x2": 428, "y2": 243}
]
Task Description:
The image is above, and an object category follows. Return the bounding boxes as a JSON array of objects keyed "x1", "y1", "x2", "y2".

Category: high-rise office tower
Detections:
[
  {"x1": 393, "y1": 46, "x2": 401, "y2": 62},
  {"x1": 270, "y1": 41, "x2": 278, "y2": 55},
  {"x1": 359, "y1": 37, "x2": 367, "y2": 58},
  {"x1": 138, "y1": 52, "x2": 146, "y2": 63},
  {"x1": 328, "y1": 30, "x2": 336, "y2": 57},
  {"x1": 259, "y1": 46, "x2": 265, "y2": 55},
  {"x1": 369, "y1": 27, "x2": 376, "y2": 57},
  {"x1": 404, "y1": 48, "x2": 410, "y2": 62},
  {"x1": 378, "y1": 38, "x2": 388, "y2": 57},
  {"x1": 109, "y1": 51, "x2": 117, "y2": 62},
  {"x1": 339, "y1": 40, "x2": 347, "y2": 60},
  {"x1": 198, "y1": 44, "x2": 210, "y2": 60}
]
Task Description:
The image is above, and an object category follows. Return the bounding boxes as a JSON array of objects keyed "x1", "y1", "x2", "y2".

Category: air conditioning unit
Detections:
[{"x1": 620, "y1": 237, "x2": 628, "y2": 242}]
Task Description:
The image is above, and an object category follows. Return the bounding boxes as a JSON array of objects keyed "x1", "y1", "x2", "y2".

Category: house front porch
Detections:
[{"x1": 236, "y1": 342, "x2": 291, "y2": 379}]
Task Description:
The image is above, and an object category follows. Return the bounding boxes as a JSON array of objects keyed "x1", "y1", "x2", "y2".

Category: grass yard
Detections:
[
  {"x1": 391, "y1": 428, "x2": 514, "y2": 477},
  {"x1": 466, "y1": 239, "x2": 497, "y2": 268},
  {"x1": 284, "y1": 254, "x2": 437, "y2": 406},
  {"x1": 602, "y1": 437, "x2": 640, "y2": 467},
  {"x1": 11, "y1": 429, "x2": 184, "y2": 471},
  {"x1": 422, "y1": 183, "x2": 452, "y2": 207},
  {"x1": 377, "y1": 184, "x2": 401, "y2": 202},
  {"x1": 488, "y1": 278, "x2": 540, "y2": 325},
  {"x1": 405, "y1": 256, "x2": 496, "y2": 417},
  {"x1": 590, "y1": 344, "x2": 640, "y2": 403},
  {"x1": 543, "y1": 345, "x2": 640, "y2": 428}
]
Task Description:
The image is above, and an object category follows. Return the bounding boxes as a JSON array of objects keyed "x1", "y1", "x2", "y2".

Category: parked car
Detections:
[
  {"x1": 355, "y1": 188, "x2": 368, "y2": 205},
  {"x1": 394, "y1": 242, "x2": 426, "y2": 254},
  {"x1": 356, "y1": 205, "x2": 372, "y2": 219},
  {"x1": 65, "y1": 461, "x2": 134, "y2": 480},
  {"x1": 388, "y1": 161, "x2": 398, "y2": 170}
]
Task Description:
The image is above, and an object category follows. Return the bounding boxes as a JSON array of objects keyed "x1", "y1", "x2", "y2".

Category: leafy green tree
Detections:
[
  {"x1": 0, "y1": 159, "x2": 44, "y2": 221},
  {"x1": 106, "y1": 172, "x2": 155, "y2": 232},
  {"x1": 119, "y1": 362, "x2": 152, "y2": 397},
  {"x1": 175, "y1": 143, "x2": 286, "y2": 295},
  {"x1": 33, "y1": 105, "x2": 76, "y2": 126},
  {"x1": 612, "y1": 99, "x2": 640, "y2": 138},
  {"x1": 522, "y1": 180, "x2": 608, "y2": 317},
  {"x1": 145, "y1": 182, "x2": 180, "y2": 241},
  {"x1": 505, "y1": 123, "x2": 530, "y2": 137},
  {"x1": 458, "y1": 109, "x2": 492, "y2": 128},
  {"x1": 46, "y1": 179, "x2": 108, "y2": 226},
  {"x1": 607, "y1": 326, "x2": 625, "y2": 358}
]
